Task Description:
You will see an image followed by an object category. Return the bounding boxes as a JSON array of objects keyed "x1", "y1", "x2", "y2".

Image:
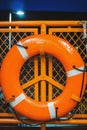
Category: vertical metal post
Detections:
[
  {"x1": 48, "y1": 58, "x2": 52, "y2": 101},
  {"x1": 82, "y1": 21, "x2": 87, "y2": 88},
  {"x1": 41, "y1": 55, "x2": 46, "y2": 102},
  {"x1": 82, "y1": 21, "x2": 87, "y2": 39},
  {"x1": 34, "y1": 57, "x2": 39, "y2": 101},
  {"x1": 82, "y1": 21, "x2": 87, "y2": 54},
  {"x1": 40, "y1": 24, "x2": 46, "y2": 130},
  {"x1": 40, "y1": 24, "x2": 46, "y2": 102},
  {"x1": 41, "y1": 124, "x2": 46, "y2": 130},
  {"x1": 9, "y1": 13, "x2": 12, "y2": 49}
]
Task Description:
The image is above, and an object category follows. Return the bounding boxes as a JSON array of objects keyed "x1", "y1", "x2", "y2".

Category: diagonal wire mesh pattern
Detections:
[
  {"x1": 0, "y1": 33, "x2": 9, "y2": 67},
  {"x1": 52, "y1": 56, "x2": 66, "y2": 99},
  {"x1": 52, "y1": 32, "x2": 86, "y2": 61},
  {"x1": 20, "y1": 58, "x2": 35, "y2": 99}
]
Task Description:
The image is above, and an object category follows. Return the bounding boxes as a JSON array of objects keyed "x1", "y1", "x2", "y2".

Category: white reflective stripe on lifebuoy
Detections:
[
  {"x1": 67, "y1": 66, "x2": 84, "y2": 77},
  {"x1": 10, "y1": 93, "x2": 26, "y2": 107},
  {"x1": 16, "y1": 42, "x2": 29, "y2": 59},
  {"x1": 48, "y1": 102, "x2": 56, "y2": 119}
]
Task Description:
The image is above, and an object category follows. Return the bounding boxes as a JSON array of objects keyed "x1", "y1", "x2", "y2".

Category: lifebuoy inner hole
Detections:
[{"x1": 20, "y1": 54, "x2": 66, "y2": 101}]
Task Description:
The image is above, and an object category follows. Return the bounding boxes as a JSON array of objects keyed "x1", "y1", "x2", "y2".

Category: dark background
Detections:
[
  {"x1": 0, "y1": 11, "x2": 87, "y2": 21},
  {"x1": 0, "y1": 0, "x2": 87, "y2": 21},
  {"x1": 0, "y1": 126, "x2": 87, "y2": 130},
  {"x1": 0, "y1": 0, "x2": 87, "y2": 12}
]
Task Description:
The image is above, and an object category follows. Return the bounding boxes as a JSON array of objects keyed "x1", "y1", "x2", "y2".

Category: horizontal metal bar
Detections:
[
  {"x1": 0, "y1": 28, "x2": 38, "y2": 32},
  {"x1": 49, "y1": 120, "x2": 87, "y2": 125},
  {"x1": 0, "y1": 113, "x2": 16, "y2": 118},
  {"x1": 0, "y1": 113, "x2": 87, "y2": 124},
  {"x1": 49, "y1": 28, "x2": 86, "y2": 33},
  {"x1": 0, "y1": 119, "x2": 87, "y2": 124},
  {"x1": 72, "y1": 114, "x2": 87, "y2": 119},
  {"x1": 0, "y1": 119, "x2": 22, "y2": 124},
  {"x1": 0, "y1": 21, "x2": 86, "y2": 27}
]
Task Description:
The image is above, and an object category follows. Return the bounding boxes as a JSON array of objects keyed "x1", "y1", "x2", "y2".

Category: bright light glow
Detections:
[{"x1": 16, "y1": 11, "x2": 24, "y2": 15}]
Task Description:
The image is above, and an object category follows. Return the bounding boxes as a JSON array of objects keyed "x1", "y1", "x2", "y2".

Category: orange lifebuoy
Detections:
[{"x1": 1, "y1": 34, "x2": 86, "y2": 121}]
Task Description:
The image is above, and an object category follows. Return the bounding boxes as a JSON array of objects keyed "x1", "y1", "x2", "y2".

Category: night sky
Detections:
[{"x1": 0, "y1": 0, "x2": 87, "y2": 20}]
